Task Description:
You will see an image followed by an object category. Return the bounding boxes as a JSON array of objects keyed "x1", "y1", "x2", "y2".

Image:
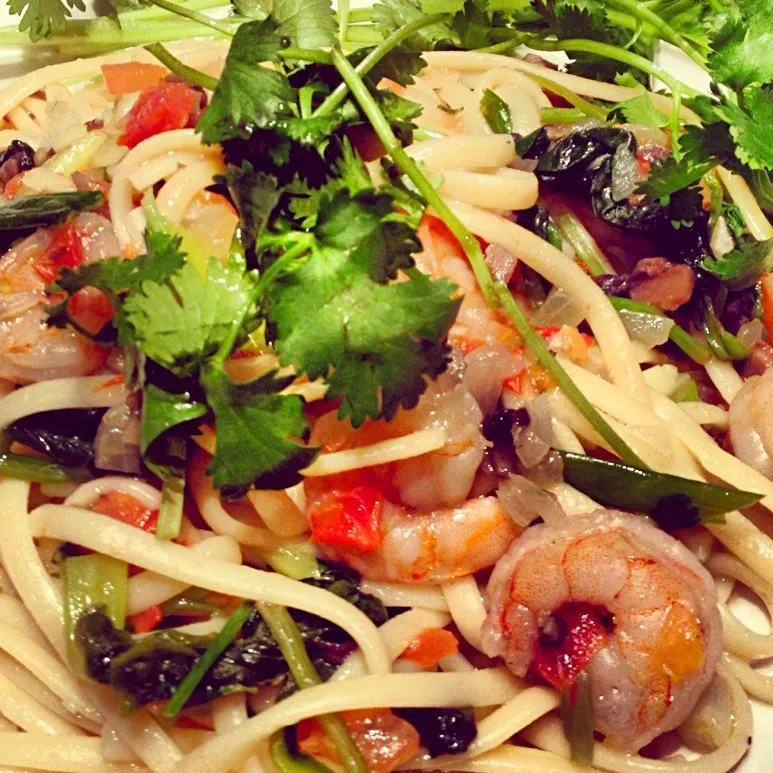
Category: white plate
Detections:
[{"x1": 0, "y1": 3, "x2": 770, "y2": 769}]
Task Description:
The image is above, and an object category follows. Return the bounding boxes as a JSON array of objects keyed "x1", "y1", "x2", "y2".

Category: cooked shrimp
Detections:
[
  {"x1": 305, "y1": 362, "x2": 519, "y2": 582},
  {"x1": 728, "y1": 368, "x2": 773, "y2": 478},
  {"x1": 482, "y1": 511, "x2": 722, "y2": 751},
  {"x1": 0, "y1": 213, "x2": 118, "y2": 383},
  {"x1": 306, "y1": 472, "x2": 519, "y2": 583}
]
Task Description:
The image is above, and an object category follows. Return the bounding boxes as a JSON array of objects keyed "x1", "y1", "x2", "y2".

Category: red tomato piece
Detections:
[
  {"x1": 130, "y1": 604, "x2": 164, "y2": 634},
  {"x1": 532, "y1": 602, "x2": 611, "y2": 691},
  {"x1": 761, "y1": 274, "x2": 773, "y2": 343},
  {"x1": 401, "y1": 627, "x2": 459, "y2": 668},
  {"x1": 118, "y1": 81, "x2": 200, "y2": 149},
  {"x1": 35, "y1": 223, "x2": 85, "y2": 283},
  {"x1": 92, "y1": 490, "x2": 159, "y2": 533},
  {"x1": 309, "y1": 485, "x2": 384, "y2": 551},
  {"x1": 298, "y1": 709, "x2": 420, "y2": 773}
]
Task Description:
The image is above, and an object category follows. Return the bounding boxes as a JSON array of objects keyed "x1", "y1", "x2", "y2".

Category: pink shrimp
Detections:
[
  {"x1": 482, "y1": 511, "x2": 722, "y2": 751},
  {"x1": 0, "y1": 213, "x2": 119, "y2": 383}
]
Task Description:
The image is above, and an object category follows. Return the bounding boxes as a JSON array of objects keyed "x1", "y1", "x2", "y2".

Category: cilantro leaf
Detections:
[
  {"x1": 124, "y1": 254, "x2": 258, "y2": 374},
  {"x1": 140, "y1": 383, "x2": 206, "y2": 455},
  {"x1": 372, "y1": 0, "x2": 456, "y2": 49},
  {"x1": 609, "y1": 93, "x2": 668, "y2": 128},
  {"x1": 701, "y1": 238, "x2": 773, "y2": 290},
  {"x1": 712, "y1": 84, "x2": 773, "y2": 171},
  {"x1": 709, "y1": 0, "x2": 773, "y2": 90},
  {"x1": 8, "y1": 0, "x2": 84, "y2": 40},
  {"x1": 46, "y1": 229, "x2": 186, "y2": 342},
  {"x1": 201, "y1": 366, "x2": 318, "y2": 491},
  {"x1": 272, "y1": 0, "x2": 337, "y2": 49},
  {"x1": 219, "y1": 162, "x2": 280, "y2": 264},
  {"x1": 348, "y1": 46, "x2": 427, "y2": 88},
  {"x1": 636, "y1": 123, "x2": 733, "y2": 201},
  {"x1": 196, "y1": 20, "x2": 294, "y2": 144},
  {"x1": 265, "y1": 190, "x2": 459, "y2": 426}
]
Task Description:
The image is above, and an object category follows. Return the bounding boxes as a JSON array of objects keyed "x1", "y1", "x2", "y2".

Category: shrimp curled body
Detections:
[
  {"x1": 482, "y1": 511, "x2": 722, "y2": 751},
  {"x1": 316, "y1": 493, "x2": 518, "y2": 583}
]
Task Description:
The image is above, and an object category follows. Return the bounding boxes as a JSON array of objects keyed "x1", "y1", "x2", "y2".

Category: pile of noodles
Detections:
[{"x1": 0, "y1": 40, "x2": 770, "y2": 773}]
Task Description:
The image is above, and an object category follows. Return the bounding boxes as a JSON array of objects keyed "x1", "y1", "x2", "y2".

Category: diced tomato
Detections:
[
  {"x1": 92, "y1": 491, "x2": 159, "y2": 533},
  {"x1": 401, "y1": 627, "x2": 459, "y2": 668},
  {"x1": 761, "y1": 274, "x2": 773, "y2": 343},
  {"x1": 35, "y1": 223, "x2": 85, "y2": 283},
  {"x1": 118, "y1": 81, "x2": 200, "y2": 149},
  {"x1": 309, "y1": 485, "x2": 384, "y2": 551},
  {"x1": 298, "y1": 709, "x2": 420, "y2": 773},
  {"x1": 67, "y1": 286, "x2": 115, "y2": 335},
  {"x1": 531, "y1": 602, "x2": 611, "y2": 691},
  {"x1": 534, "y1": 325, "x2": 560, "y2": 340},
  {"x1": 102, "y1": 62, "x2": 168, "y2": 96},
  {"x1": 130, "y1": 604, "x2": 164, "y2": 634}
]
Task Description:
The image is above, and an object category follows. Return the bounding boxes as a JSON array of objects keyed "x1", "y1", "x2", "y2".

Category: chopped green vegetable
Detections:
[
  {"x1": 698, "y1": 295, "x2": 750, "y2": 361},
  {"x1": 480, "y1": 88, "x2": 512, "y2": 134},
  {"x1": 0, "y1": 451, "x2": 91, "y2": 483},
  {"x1": 560, "y1": 670, "x2": 594, "y2": 767},
  {"x1": 0, "y1": 190, "x2": 103, "y2": 230},
  {"x1": 559, "y1": 451, "x2": 763, "y2": 527},
  {"x1": 154, "y1": 469, "x2": 186, "y2": 541},
  {"x1": 63, "y1": 554, "x2": 128, "y2": 669},
  {"x1": 270, "y1": 735, "x2": 334, "y2": 773},
  {"x1": 556, "y1": 211, "x2": 614, "y2": 276},
  {"x1": 672, "y1": 376, "x2": 700, "y2": 403},
  {"x1": 257, "y1": 602, "x2": 368, "y2": 773},
  {"x1": 266, "y1": 546, "x2": 320, "y2": 580},
  {"x1": 162, "y1": 601, "x2": 254, "y2": 719}
]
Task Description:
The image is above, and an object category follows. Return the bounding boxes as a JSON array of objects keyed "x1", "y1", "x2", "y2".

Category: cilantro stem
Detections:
[
  {"x1": 162, "y1": 601, "x2": 253, "y2": 719},
  {"x1": 344, "y1": 27, "x2": 383, "y2": 45},
  {"x1": 541, "y1": 107, "x2": 588, "y2": 124},
  {"x1": 525, "y1": 73, "x2": 608, "y2": 122},
  {"x1": 523, "y1": 37, "x2": 698, "y2": 99},
  {"x1": 146, "y1": 0, "x2": 235, "y2": 36},
  {"x1": 600, "y1": 0, "x2": 707, "y2": 67},
  {"x1": 331, "y1": 46, "x2": 645, "y2": 469},
  {"x1": 345, "y1": 8, "x2": 373, "y2": 23},
  {"x1": 330, "y1": 46, "x2": 497, "y2": 306},
  {"x1": 315, "y1": 14, "x2": 447, "y2": 118},
  {"x1": 338, "y1": 0, "x2": 350, "y2": 46},
  {"x1": 211, "y1": 237, "x2": 312, "y2": 367},
  {"x1": 257, "y1": 603, "x2": 368, "y2": 773},
  {"x1": 494, "y1": 284, "x2": 646, "y2": 467},
  {"x1": 145, "y1": 43, "x2": 219, "y2": 91}
]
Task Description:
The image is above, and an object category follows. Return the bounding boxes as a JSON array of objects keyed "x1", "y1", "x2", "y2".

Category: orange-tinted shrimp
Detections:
[{"x1": 482, "y1": 511, "x2": 722, "y2": 751}]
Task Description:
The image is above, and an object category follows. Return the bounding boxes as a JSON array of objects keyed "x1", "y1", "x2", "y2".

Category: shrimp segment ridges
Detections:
[{"x1": 482, "y1": 510, "x2": 722, "y2": 751}]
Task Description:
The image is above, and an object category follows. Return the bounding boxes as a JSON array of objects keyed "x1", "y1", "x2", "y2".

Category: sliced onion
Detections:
[
  {"x1": 94, "y1": 401, "x2": 141, "y2": 474},
  {"x1": 497, "y1": 473, "x2": 566, "y2": 528},
  {"x1": 513, "y1": 395, "x2": 552, "y2": 469},
  {"x1": 710, "y1": 216, "x2": 735, "y2": 260},
  {"x1": 484, "y1": 243, "x2": 518, "y2": 284},
  {"x1": 532, "y1": 287, "x2": 585, "y2": 328},
  {"x1": 618, "y1": 308, "x2": 674, "y2": 346},
  {"x1": 463, "y1": 341, "x2": 515, "y2": 415},
  {"x1": 738, "y1": 318, "x2": 765, "y2": 348}
]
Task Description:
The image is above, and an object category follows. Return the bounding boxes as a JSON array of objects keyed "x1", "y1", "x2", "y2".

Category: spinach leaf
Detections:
[
  {"x1": 559, "y1": 451, "x2": 762, "y2": 528},
  {"x1": 0, "y1": 190, "x2": 103, "y2": 230},
  {"x1": 6, "y1": 408, "x2": 106, "y2": 468}
]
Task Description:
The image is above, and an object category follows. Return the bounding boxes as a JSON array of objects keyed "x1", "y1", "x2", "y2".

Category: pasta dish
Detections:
[{"x1": 0, "y1": 0, "x2": 770, "y2": 771}]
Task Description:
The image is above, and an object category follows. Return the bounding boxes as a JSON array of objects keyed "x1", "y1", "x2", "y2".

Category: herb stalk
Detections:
[{"x1": 258, "y1": 603, "x2": 368, "y2": 773}]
